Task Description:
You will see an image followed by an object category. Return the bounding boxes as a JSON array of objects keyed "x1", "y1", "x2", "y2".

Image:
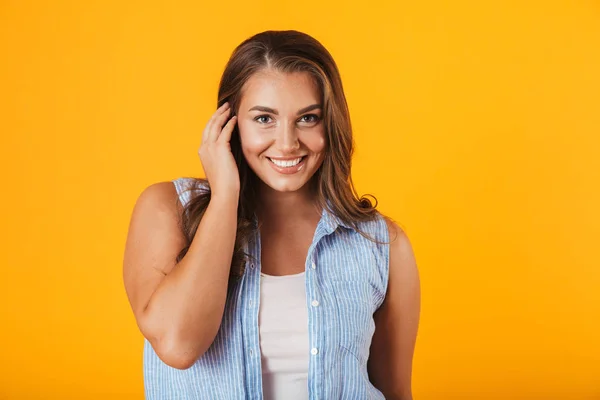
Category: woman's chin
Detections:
[{"x1": 263, "y1": 178, "x2": 307, "y2": 193}]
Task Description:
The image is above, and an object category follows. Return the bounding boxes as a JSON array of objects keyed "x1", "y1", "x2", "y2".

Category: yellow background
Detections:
[{"x1": 1, "y1": 1, "x2": 599, "y2": 399}]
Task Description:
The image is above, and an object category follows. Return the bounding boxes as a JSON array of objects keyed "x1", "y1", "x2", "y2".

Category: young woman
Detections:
[{"x1": 123, "y1": 30, "x2": 420, "y2": 400}]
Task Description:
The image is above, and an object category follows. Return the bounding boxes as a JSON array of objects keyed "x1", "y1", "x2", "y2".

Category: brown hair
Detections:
[{"x1": 176, "y1": 30, "x2": 391, "y2": 287}]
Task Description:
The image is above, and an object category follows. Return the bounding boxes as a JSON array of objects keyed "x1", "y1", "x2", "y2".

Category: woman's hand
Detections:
[{"x1": 198, "y1": 102, "x2": 240, "y2": 198}]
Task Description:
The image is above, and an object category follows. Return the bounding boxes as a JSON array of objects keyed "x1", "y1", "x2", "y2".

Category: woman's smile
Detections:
[{"x1": 266, "y1": 155, "x2": 308, "y2": 174}]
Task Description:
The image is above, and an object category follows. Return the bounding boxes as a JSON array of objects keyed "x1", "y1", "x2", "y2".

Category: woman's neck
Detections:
[{"x1": 255, "y1": 181, "x2": 321, "y2": 225}]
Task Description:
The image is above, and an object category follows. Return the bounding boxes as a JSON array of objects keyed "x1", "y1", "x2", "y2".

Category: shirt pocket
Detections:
[{"x1": 329, "y1": 278, "x2": 377, "y2": 366}]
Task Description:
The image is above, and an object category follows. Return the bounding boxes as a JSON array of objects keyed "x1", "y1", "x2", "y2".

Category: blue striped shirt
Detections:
[{"x1": 143, "y1": 177, "x2": 390, "y2": 399}]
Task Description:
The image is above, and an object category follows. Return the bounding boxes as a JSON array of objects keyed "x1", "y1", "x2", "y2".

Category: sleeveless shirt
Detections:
[{"x1": 143, "y1": 177, "x2": 390, "y2": 399}]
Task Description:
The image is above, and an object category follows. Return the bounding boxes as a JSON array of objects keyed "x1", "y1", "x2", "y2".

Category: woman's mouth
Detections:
[{"x1": 267, "y1": 156, "x2": 307, "y2": 174}]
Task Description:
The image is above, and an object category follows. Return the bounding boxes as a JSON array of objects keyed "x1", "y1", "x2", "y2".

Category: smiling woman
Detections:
[
  {"x1": 123, "y1": 29, "x2": 420, "y2": 400},
  {"x1": 239, "y1": 70, "x2": 326, "y2": 192}
]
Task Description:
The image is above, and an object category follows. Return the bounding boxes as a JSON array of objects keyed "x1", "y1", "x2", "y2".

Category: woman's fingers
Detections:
[
  {"x1": 212, "y1": 107, "x2": 232, "y2": 142},
  {"x1": 202, "y1": 102, "x2": 228, "y2": 143},
  {"x1": 217, "y1": 115, "x2": 238, "y2": 144},
  {"x1": 202, "y1": 102, "x2": 230, "y2": 144}
]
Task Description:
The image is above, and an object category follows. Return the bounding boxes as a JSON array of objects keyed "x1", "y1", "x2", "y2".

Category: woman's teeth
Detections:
[{"x1": 268, "y1": 157, "x2": 303, "y2": 167}]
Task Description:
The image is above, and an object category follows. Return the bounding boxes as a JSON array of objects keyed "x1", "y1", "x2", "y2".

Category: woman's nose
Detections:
[{"x1": 275, "y1": 124, "x2": 300, "y2": 153}]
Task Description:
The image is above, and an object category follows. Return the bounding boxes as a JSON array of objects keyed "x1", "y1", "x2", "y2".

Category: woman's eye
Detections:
[
  {"x1": 255, "y1": 115, "x2": 272, "y2": 124},
  {"x1": 300, "y1": 114, "x2": 320, "y2": 123},
  {"x1": 254, "y1": 114, "x2": 320, "y2": 124}
]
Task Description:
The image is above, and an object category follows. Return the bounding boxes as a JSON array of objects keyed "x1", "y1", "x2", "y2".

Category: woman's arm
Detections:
[
  {"x1": 368, "y1": 218, "x2": 421, "y2": 399},
  {"x1": 123, "y1": 181, "x2": 239, "y2": 370}
]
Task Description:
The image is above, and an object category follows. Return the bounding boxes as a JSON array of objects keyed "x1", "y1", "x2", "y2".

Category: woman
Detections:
[{"x1": 123, "y1": 30, "x2": 420, "y2": 399}]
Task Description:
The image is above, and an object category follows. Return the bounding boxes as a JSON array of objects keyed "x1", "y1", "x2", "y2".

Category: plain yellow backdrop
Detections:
[{"x1": 1, "y1": 1, "x2": 599, "y2": 399}]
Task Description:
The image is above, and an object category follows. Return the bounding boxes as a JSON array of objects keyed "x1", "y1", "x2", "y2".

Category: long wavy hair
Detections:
[{"x1": 176, "y1": 30, "x2": 390, "y2": 288}]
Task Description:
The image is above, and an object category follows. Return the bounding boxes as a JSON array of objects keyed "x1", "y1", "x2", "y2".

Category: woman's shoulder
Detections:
[
  {"x1": 350, "y1": 209, "x2": 399, "y2": 240},
  {"x1": 347, "y1": 211, "x2": 411, "y2": 263},
  {"x1": 376, "y1": 212, "x2": 412, "y2": 254},
  {"x1": 378, "y1": 212, "x2": 406, "y2": 240},
  {"x1": 377, "y1": 212, "x2": 415, "y2": 275},
  {"x1": 134, "y1": 177, "x2": 209, "y2": 215}
]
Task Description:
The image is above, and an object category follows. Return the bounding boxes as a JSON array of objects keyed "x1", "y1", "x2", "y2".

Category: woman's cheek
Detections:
[
  {"x1": 239, "y1": 125, "x2": 270, "y2": 155},
  {"x1": 302, "y1": 130, "x2": 326, "y2": 153}
]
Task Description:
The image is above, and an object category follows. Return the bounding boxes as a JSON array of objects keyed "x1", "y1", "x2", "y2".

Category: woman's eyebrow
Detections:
[{"x1": 247, "y1": 104, "x2": 322, "y2": 115}]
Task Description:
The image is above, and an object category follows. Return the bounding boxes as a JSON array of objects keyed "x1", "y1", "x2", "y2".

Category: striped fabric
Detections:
[{"x1": 143, "y1": 177, "x2": 390, "y2": 399}]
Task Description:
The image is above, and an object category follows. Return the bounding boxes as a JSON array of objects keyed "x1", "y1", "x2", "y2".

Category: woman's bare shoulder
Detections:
[{"x1": 135, "y1": 180, "x2": 183, "y2": 217}]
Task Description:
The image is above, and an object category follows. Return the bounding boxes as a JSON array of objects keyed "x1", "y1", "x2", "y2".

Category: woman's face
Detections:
[{"x1": 236, "y1": 69, "x2": 326, "y2": 194}]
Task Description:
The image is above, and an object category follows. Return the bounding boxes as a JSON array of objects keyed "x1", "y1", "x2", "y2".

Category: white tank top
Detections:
[{"x1": 258, "y1": 270, "x2": 309, "y2": 399}]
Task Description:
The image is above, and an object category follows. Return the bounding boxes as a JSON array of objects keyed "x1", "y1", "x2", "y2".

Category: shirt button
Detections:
[
  {"x1": 311, "y1": 300, "x2": 319, "y2": 307},
  {"x1": 250, "y1": 262, "x2": 255, "y2": 269},
  {"x1": 311, "y1": 348, "x2": 318, "y2": 355},
  {"x1": 249, "y1": 299, "x2": 253, "y2": 308},
  {"x1": 249, "y1": 349, "x2": 254, "y2": 356},
  {"x1": 311, "y1": 261, "x2": 316, "y2": 269}
]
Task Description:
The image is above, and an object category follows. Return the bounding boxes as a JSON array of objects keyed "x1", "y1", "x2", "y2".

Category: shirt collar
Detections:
[{"x1": 321, "y1": 199, "x2": 354, "y2": 233}]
